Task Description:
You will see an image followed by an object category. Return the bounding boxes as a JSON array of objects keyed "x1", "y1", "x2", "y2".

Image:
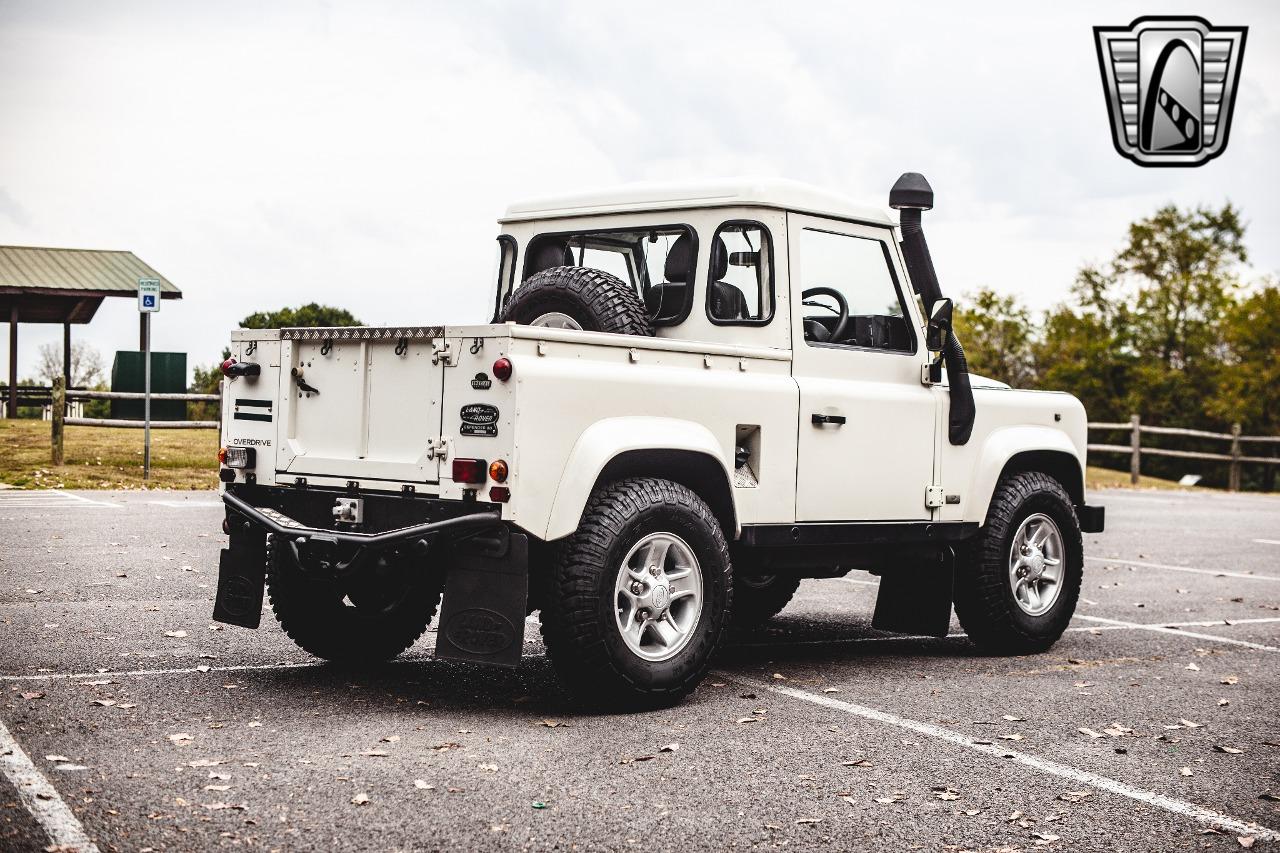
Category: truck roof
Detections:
[{"x1": 500, "y1": 177, "x2": 895, "y2": 227}]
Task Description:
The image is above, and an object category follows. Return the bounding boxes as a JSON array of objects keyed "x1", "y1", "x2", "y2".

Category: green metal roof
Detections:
[{"x1": 0, "y1": 246, "x2": 180, "y2": 297}]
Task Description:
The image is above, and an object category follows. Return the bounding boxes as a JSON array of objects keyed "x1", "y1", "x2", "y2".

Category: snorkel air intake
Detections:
[{"x1": 890, "y1": 172, "x2": 975, "y2": 445}]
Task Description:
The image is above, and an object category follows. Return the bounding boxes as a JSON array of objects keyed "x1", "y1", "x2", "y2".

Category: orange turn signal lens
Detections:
[
  {"x1": 217, "y1": 446, "x2": 229, "y2": 464},
  {"x1": 488, "y1": 459, "x2": 509, "y2": 483}
]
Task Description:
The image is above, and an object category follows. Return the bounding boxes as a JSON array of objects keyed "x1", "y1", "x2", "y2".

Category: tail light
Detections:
[
  {"x1": 224, "y1": 447, "x2": 256, "y2": 469},
  {"x1": 221, "y1": 358, "x2": 261, "y2": 378},
  {"x1": 452, "y1": 458, "x2": 487, "y2": 484},
  {"x1": 492, "y1": 357, "x2": 513, "y2": 381}
]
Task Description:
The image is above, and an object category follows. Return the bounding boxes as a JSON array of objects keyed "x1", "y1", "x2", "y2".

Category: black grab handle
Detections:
[{"x1": 811, "y1": 413, "x2": 847, "y2": 426}]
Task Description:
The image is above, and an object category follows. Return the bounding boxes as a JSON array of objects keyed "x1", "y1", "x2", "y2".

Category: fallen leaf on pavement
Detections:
[
  {"x1": 44, "y1": 755, "x2": 70, "y2": 762},
  {"x1": 823, "y1": 688, "x2": 839, "y2": 693},
  {"x1": 1221, "y1": 676, "x2": 1239, "y2": 685},
  {"x1": 841, "y1": 759, "x2": 872, "y2": 767},
  {"x1": 202, "y1": 802, "x2": 245, "y2": 811},
  {"x1": 736, "y1": 717, "x2": 760, "y2": 724},
  {"x1": 164, "y1": 630, "x2": 188, "y2": 638},
  {"x1": 1259, "y1": 794, "x2": 1280, "y2": 802},
  {"x1": 352, "y1": 793, "x2": 370, "y2": 806},
  {"x1": 1238, "y1": 838, "x2": 1255, "y2": 849},
  {"x1": 772, "y1": 673, "x2": 786, "y2": 680},
  {"x1": 874, "y1": 793, "x2": 906, "y2": 804},
  {"x1": 933, "y1": 788, "x2": 960, "y2": 801},
  {"x1": 1219, "y1": 699, "x2": 1230, "y2": 706},
  {"x1": 21, "y1": 691, "x2": 44, "y2": 700},
  {"x1": 537, "y1": 720, "x2": 564, "y2": 728},
  {"x1": 1002, "y1": 715, "x2": 1026, "y2": 722},
  {"x1": 360, "y1": 750, "x2": 389, "y2": 757},
  {"x1": 1214, "y1": 745, "x2": 1244, "y2": 754},
  {"x1": 413, "y1": 780, "x2": 435, "y2": 791},
  {"x1": 90, "y1": 699, "x2": 116, "y2": 707},
  {"x1": 795, "y1": 817, "x2": 821, "y2": 824},
  {"x1": 1000, "y1": 734, "x2": 1024, "y2": 741},
  {"x1": 167, "y1": 733, "x2": 193, "y2": 743},
  {"x1": 381, "y1": 735, "x2": 401, "y2": 743},
  {"x1": 1078, "y1": 728, "x2": 1104, "y2": 739},
  {"x1": 659, "y1": 743, "x2": 679, "y2": 753},
  {"x1": 1180, "y1": 767, "x2": 1193, "y2": 776},
  {"x1": 1058, "y1": 791, "x2": 1091, "y2": 803},
  {"x1": 1179, "y1": 719, "x2": 1204, "y2": 728},
  {"x1": 204, "y1": 784, "x2": 230, "y2": 792},
  {"x1": 478, "y1": 762, "x2": 498, "y2": 772},
  {"x1": 188, "y1": 759, "x2": 222, "y2": 767},
  {"x1": 1186, "y1": 662, "x2": 1201, "y2": 671}
]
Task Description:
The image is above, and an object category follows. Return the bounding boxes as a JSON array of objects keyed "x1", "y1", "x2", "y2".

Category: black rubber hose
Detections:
[{"x1": 898, "y1": 209, "x2": 975, "y2": 446}]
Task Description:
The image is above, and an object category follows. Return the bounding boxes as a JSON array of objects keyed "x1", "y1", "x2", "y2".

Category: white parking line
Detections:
[
  {"x1": 148, "y1": 500, "x2": 222, "y2": 508},
  {"x1": 1075, "y1": 614, "x2": 1280, "y2": 652},
  {"x1": 1085, "y1": 555, "x2": 1279, "y2": 582},
  {"x1": 1254, "y1": 539, "x2": 1280, "y2": 546},
  {"x1": 0, "y1": 491, "x2": 121, "y2": 510},
  {"x1": 0, "y1": 718, "x2": 101, "y2": 852},
  {"x1": 836, "y1": 577, "x2": 880, "y2": 587},
  {"x1": 725, "y1": 674, "x2": 1280, "y2": 842}
]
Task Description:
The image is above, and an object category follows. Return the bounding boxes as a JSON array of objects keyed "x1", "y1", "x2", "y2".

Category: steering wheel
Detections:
[{"x1": 801, "y1": 287, "x2": 849, "y2": 343}]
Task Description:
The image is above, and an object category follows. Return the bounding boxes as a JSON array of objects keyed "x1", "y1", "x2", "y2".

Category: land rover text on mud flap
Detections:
[{"x1": 213, "y1": 173, "x2": 1104, "y2": 709}]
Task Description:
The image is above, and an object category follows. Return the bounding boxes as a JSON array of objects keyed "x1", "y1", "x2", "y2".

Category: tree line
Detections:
[{"x1": 953, "y1": 203, "x2": 1278, "y2": 489}]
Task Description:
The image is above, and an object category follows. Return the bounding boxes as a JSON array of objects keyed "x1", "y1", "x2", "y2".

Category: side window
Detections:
[
  {"x1": 522, "y1": 226, "x2": 696, "y2": 327},
  {"x1": 707, "y1": 222, "x2": 773, "y2": 325},
  {"x1": 798, "y1": 228, "x2": 914, "y2": 353}
]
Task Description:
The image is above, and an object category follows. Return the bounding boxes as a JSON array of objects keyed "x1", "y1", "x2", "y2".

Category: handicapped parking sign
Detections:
[{"x1": 138, "y1": 278, "x2": 161, "y2": 313}]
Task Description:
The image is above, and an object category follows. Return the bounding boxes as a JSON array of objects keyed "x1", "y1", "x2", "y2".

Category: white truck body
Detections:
[{"x1": 214, "y1": 175, "x2": 1103, "y2": 704}]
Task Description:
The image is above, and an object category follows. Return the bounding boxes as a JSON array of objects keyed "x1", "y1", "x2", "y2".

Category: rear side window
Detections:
[
  {"x1": 522, "y1": 225, "x2": 697, "y2": 327},
  {"x1": 707, "y1": 221, "x2": 773, "y2": 325}
]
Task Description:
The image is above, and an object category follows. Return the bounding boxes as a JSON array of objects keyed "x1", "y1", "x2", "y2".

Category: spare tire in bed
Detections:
[{"x1": 498, "y1": 265, "x2": 653, "y2": 337}]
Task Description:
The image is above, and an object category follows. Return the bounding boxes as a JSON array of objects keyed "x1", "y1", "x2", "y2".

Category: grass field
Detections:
[{"x1": 0, "y1": 419, "x2": 219, "y2": 489}]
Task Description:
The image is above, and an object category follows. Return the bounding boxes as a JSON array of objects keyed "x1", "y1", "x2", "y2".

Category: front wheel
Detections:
[
  {"x1": 953, "y1": 471, "x2": 1083, "y2": 655},
  {"x1": 540, "y1": 478, "x2": 732, "y2": 708}
]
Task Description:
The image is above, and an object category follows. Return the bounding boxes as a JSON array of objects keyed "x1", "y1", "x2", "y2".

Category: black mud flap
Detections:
[
  {"x1": 871, "y1": 548, "x2": 954, "y2": 638},
  {"x1": 434, "y1": 530, "x2": 529, "y2": 668},
  {"x1": 213, "y1": 529, "x2": 266, "y2": 629}
]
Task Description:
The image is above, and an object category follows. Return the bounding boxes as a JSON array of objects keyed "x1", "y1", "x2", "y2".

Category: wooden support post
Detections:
[
  {"x1": 63, "y1": 322, "x2": 72, "y2": 391},
  {"x1": 7, "y1": 305, "x2": 16, "y2": 419},
  {"x1": 51, "y1": 376, "x2": 65, "y2": 465},
  {"x1": 1228, "y1": 423, "x2": 1242, "y2": 492},
  {"x1": 1129, "y1": 414, "x2": 1141, "y2": 486}
]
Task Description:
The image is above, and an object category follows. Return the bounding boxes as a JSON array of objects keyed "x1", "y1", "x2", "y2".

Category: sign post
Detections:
[{"x1": 138, "y1": 278, "x2": 161, "y2": 481}]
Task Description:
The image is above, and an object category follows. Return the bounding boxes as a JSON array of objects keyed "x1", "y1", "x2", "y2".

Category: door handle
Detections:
[{"x1": 811, "y1": 413, "x2": 846, "y2": 426}]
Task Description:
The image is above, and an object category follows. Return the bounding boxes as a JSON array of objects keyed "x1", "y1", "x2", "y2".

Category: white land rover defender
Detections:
[{"x1": 213, "y1": 173, "x2": 1104, "y2": 708}]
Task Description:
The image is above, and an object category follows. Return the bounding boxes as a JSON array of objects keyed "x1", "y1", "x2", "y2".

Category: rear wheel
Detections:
[
  {"x1": 499, "y1": 266, "x2": 653, "y2": 337},
  {"x1": 731, "y1": 573, "x2": 801, "y2": 628},
  {"x1": 266, "y1": 538, "x2": 441, "y2": 665},
  {"x1": 540, "y1": 478, "x2": 731, "y2": 708},
  {"x1": 953, "y1": 471, "x2": 1082, "y2": 654}
]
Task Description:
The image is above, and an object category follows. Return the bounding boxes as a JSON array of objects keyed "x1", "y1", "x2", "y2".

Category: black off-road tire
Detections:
[
  {"x1": 266, "y1": 538, "x2": 441, "y2": 665},
  {"x1": 953, "y1": 471, "x2": 1083, "y2": 655},
  {"x1": 499, "y1": 266, "x2": 653, "y2": 336},
  {"x1": 731, "y1": 574, "x2": 801, "y2": 628},
  {"x1": 540, "y1": 478, "x2": 732, "y2": 709}
]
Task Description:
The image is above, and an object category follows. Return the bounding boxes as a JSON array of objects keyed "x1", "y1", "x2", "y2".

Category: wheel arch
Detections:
[
  {"x1": 542, "y1": 417, "x2": 738, "y2": 541},
  {"x1": 967, "y1": 426, "x2": 1085, "y2": 523}
]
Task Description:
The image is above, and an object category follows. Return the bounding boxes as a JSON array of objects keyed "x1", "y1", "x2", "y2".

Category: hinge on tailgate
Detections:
[
  {"x1": 925, "y1": 484, "x2": 945, "y2": 509},
  {"x1": 426, "y1": 436, "x2": 451, "y2": 461},
  {"x1": 431, "y1": 341, "x2": 455, "y2": 366}
]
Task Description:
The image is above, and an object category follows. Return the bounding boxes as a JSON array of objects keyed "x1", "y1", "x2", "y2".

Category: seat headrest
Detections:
[{"x1": 662, "y1": 234, "x2": 728, "y2": 283}]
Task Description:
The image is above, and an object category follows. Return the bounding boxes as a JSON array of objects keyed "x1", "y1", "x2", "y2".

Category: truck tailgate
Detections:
[{"x1": 275, "y1": 327, "x2": 446, "y2": 484}]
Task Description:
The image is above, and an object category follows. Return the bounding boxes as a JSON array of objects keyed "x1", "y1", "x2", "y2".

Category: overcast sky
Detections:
[{"x1": 2, "y1": 0, "x2": 1276, "y2": 383}]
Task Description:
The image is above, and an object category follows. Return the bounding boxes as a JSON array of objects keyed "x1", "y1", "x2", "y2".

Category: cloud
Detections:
[{"x1": 0, "y1": 0, "x2": 1275, "y2": 381}]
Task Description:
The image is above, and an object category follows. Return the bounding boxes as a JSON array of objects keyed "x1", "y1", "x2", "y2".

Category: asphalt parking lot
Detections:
[{"x1": 0, "y1": 487, "x2": 1277, "y2": 852}]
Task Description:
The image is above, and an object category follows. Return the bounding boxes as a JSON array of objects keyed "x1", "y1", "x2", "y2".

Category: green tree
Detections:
[
  {"x1": 239, "y1": 303, "x2": 363, "y2": 329},
  {"x1": 1207, "y1": 281, "x2": 1280, "y2": 436},
  {"x1": 1041, "y1": 203, "x2": 1245, "y2": 427},
  {"x1": 952, "y1": 288, "x2": 1039, "y2": 388},
  {"x1": 189, "y1": 347, "x2": 230, "y2": 422}
]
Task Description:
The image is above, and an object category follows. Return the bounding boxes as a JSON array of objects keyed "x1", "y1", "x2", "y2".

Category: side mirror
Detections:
[{"x1": 926, "y1": 298, "x2": 952, "y2": 352}]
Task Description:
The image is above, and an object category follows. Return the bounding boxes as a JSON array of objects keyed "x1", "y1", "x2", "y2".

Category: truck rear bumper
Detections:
[
  {"x1": 222, "y1": 490, "x2": 502, "y2": 549},
  {"x1": 1076, "y1": 503, "x2": 1105, "y2": 533}
]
